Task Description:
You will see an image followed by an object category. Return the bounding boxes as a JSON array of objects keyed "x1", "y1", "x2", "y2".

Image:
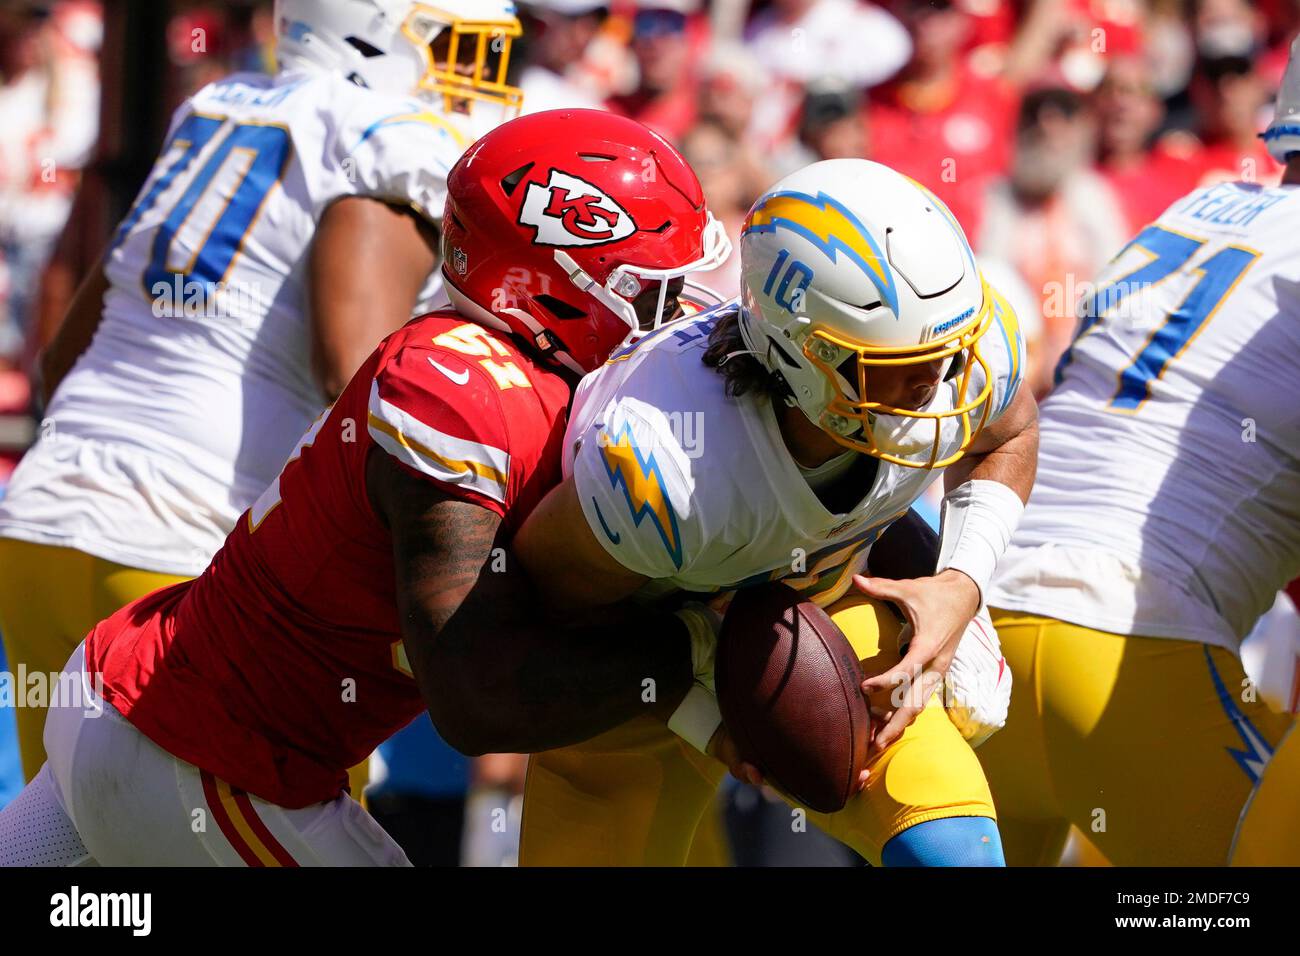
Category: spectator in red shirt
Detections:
[
  {"x1": 868, "y1": 0, "x2": 1019, "y2": 235},
  {"x1": 1188, "y1": 52, "x2": 1284, "y2": 185},
  {"x1": 738, "y1": 0, "x2": 909, "y2": 157},
  {"x1": 605, "y1": 3, "x2": 700, "y2": 143},
  {"x1": 1093, "y1": 55, "x2": 1201, "y2": 232},
  {"x1": 977, "y1": 86, "x2": 1128, "y2": 398}
]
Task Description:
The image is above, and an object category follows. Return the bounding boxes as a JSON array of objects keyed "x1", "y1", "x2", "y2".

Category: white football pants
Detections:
[{"x1": 0, "y1": 643, "x2": 411, "y2": 866}]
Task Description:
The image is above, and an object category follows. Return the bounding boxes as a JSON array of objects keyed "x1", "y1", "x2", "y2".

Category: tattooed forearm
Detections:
[
  {"x1": 395, "y1": 500, "x2": 501, "y2": 641},
  {"x1": 370, "y1": 448, "x2": 694, "y2": 756},
  {"x1": 440, "y1": 574, "x2": 693, "y2": 754}
]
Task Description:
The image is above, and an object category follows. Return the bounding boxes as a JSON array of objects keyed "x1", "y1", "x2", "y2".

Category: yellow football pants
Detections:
[
  {"x1": 1231, "y1": 722, "x2": 1300, "y2": 865},
  {"x1": 978, "y1": 610, "x2": 1295, "y2": 867},
  {"x1": 0, "y1": 538, "x2": 191, "y2": 781},
  {"x1": 520, "y1": 594, "x2": 996, "y2": 866}
]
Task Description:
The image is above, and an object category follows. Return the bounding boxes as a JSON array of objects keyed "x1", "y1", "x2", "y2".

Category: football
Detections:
[{"x1": 714, "y1": 582, "x2": 872, "y2": 814}]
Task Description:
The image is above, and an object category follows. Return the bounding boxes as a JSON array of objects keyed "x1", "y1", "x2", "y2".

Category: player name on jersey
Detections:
[{"x1": 993, "y1": 181, "x2": 1300, "y2": 650}]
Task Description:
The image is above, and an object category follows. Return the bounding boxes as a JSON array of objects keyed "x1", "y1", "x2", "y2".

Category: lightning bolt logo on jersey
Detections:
[
  {"x1": 564, "y1": 299, "x2": 1024, "y2": 606},
  {"x1": 592, "y1": 421, "x2": 683, "y2": 570}
]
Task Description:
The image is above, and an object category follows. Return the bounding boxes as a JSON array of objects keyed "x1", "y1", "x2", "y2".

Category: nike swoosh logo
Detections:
[{"x1": 428, "y1": 356, "x2": 470, "y2": 385}]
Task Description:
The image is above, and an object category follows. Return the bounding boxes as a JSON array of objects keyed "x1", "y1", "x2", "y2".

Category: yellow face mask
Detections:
[
  {"x1": 403, "y1": 5, "x2": 524, "y2": 116},
  {"x1": 802, "y1": 280, "x2": 998, "y2": 470}
]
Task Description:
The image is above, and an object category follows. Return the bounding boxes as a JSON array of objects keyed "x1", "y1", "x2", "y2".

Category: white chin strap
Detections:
[
  {"x1": 443, "y1": 281, "x2": 588, "y2": 376},
  {"x1": 552, "y1": 212, "x2": 732, "y2": 346},
  {"x1": 500, "y1": 307, "x2": 588, "y2": 376}
]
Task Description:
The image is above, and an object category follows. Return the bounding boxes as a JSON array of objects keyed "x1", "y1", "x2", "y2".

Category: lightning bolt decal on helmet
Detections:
[{"x1": 738, "y1": 159, "x2": 996, "y2": 469}]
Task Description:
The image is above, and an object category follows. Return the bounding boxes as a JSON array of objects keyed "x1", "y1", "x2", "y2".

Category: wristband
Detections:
[{"x1": 935, "y1": 479, "x2": 1025, "y2": 603}]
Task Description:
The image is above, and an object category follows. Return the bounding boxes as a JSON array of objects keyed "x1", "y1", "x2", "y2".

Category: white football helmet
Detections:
[
  {"x1": 737, "y1": 159, "x2": 996, "y2": 469},
  {"x1": 274, "y1": 0, "x2": 523, "y2": 114},
  {"x1": 1264, "y1": 35, "x2": 1300, "y2": 162}
]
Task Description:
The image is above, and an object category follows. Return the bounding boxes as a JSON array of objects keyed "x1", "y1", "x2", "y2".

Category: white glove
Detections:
[
  {"x1": 944, "y1": 606, "x2": 1012, "y2": 748},
  {"x1": 666, "y1": 602, "x2": 724, "y2": 753}
]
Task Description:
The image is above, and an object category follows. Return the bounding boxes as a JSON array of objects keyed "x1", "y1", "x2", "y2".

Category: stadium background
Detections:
[{"x1": 0, "y1": 0, "x2": 1295, "y2": 865}]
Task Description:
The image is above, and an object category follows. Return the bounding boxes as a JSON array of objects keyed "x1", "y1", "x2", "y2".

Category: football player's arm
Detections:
[
  {"x1": 513, "y1": 472, "x2": 755, "y2": 777},
  {"x1": 866, "y1": 508, "x2": 1014, "y2": 748},
  {"x1": 512, "y1": 475, "x2": 651, "y2": 609},
  {"x1": 368, "y1": 448, "x2": 695, "y2": 756},
  {"x1": 857, "y1": 387, "x2": 1038, "y2": 750},
  {"x1": 308, "y1": 197, "x2": 439, "y2": 401},
  {"x1": 38, "y1": 254, "x2": 109, "y2": 405},
  {"x1": 941, "y1": 384, "x2": 1038, "y2": 503}
]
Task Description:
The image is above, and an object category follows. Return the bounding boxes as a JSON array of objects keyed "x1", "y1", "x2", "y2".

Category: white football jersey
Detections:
[
  {"x1": 991, "y1": 181, "x2": 1300, "y2": 651},
  {"x1": 0, "y1": 70, "x2": 472, "y2": 575},
  {"x1": 567, "y1": 296, "x2": 1026, "y2": 606}
]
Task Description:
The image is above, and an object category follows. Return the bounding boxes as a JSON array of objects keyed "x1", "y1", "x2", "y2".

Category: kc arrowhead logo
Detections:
[{"x1": 519, "y1": 169, "x2": 637, "y2": 247}]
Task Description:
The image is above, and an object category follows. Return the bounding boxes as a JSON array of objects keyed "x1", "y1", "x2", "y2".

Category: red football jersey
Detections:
[
  {"x1": 867, "y1": 66, "x2": 1018, "y2": 237},
  {"x1": 85, "y1": 312, "x2": 572, "y2": 808}
]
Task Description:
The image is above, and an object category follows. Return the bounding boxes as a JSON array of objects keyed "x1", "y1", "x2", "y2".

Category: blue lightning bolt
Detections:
[
  {"x1": 598, "y1": 421, "x2": 683, "y2": 570},
  {"x1": 1205, "y1": 645, "x2": 1274, "y2": 783}
]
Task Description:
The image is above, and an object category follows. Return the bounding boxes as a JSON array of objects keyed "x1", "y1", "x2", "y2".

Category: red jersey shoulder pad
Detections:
[{"x1": 367, "y1": 315, "x2": 521, "y2": 509}]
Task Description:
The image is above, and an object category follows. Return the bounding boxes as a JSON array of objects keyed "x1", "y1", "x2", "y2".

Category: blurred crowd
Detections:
[
  {"x1": 538, "y1": 0, "x2": 1297, "y2": 397},
  {"x1": 2, "y1": 0, "x2": 1297, "y2": 432},
  {"x1": 0, "y1": 0, "x2": 1297, "y2": 863}
]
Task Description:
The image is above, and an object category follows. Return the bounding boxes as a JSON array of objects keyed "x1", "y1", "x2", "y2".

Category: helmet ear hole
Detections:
[
  {"x1": 345, "y1": 37, "x2": 384, "y2": 57},
  {"x1": 499, "y1": 163, "x2": 534, "y2": 197},
  {"x1": 767, "y1": 338, "x2": 801, "y2": 370},
  {"x1": 534, "y1": 294, "x2": 586, "y2": 320}
]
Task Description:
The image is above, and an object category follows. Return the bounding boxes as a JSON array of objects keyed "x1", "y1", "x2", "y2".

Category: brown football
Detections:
[{"x1": 715, "y1": 582, "x2": 871, "y2": 814}]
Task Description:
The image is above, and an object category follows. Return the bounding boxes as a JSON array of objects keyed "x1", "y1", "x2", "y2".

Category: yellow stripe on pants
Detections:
[{"x1": 977, "y1": 609, "x2": 1296, "y2": 866}]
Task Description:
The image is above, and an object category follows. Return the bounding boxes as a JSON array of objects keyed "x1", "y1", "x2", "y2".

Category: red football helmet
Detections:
[{"x1": 441, "y1": 109, "x2": 730, "y2": 373}]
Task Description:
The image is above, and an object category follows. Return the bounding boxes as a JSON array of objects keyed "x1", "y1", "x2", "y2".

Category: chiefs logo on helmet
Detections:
[{"x1": 518, "y1": 169, "x2": 637, "y2": 247}]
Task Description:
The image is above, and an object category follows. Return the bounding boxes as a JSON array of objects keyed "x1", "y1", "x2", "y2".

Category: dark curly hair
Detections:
[{"x1": 701, "y1": 307, "x2": 791, "y2": 401}]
